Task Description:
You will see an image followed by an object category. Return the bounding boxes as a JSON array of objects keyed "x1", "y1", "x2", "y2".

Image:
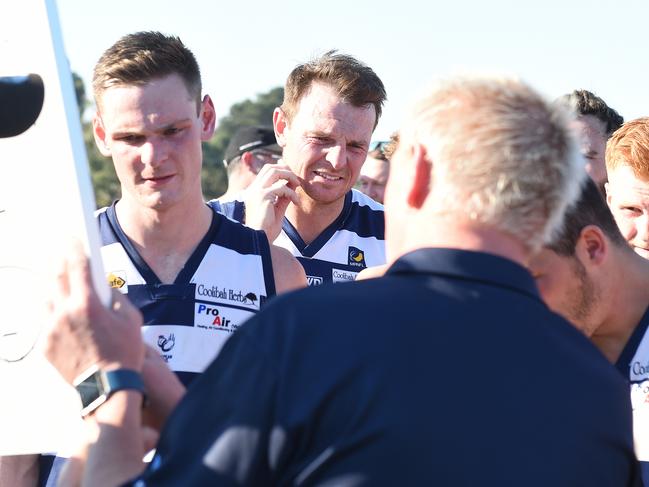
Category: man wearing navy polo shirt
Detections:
[{"x1": 44, "y1": 76, "x2": 641, "y2": 485}]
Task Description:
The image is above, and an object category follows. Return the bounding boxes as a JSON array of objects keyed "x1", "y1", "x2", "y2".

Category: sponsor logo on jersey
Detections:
[
  {"x1": 307, "y1": 275, "x2": 324, "y2": 286},
  {"x1": 631, "y1": 380, "x2": 649, "y2": 409},
  {"x1": 332, "y1": 268, "x2": 358, "y2": 283},
  {"x1": 348, "y1": 246, "x2": 366, "y2": 268},
  {"x1": 195, "y1": 284, "x2": 262, "y2": 308},
  {"x1": 633, "y1": 361, "x2": 649, "y2": 380},
  {"x1": 157, "y1": 333, "x2": 175, "y2": 352},
  {"x1": 107, "y1": 271, "x2": 127, "y2": 293},
  {"x1": 157, "y1": 332, "x2": 175, "y2": 361},
  {"x1": 194, "y1": 303, "x2": 239, "y2": 332}
]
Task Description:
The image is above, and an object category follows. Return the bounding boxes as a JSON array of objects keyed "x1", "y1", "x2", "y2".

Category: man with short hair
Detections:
[
  {"x1": 91, "y1": 30, "x2": 304, "y2": 379},
  {"x1": 215, "y1": 51, "x2": 387, "y2": 286},
  {"x1": 36, "y1": 30, "x2": 306, "y2": 486},
  {"x1": 606, "y1": 118, "x2": 649, "y2": 259},
  {"x1": 357, "y1": 144, "x2": 389, "y2": 203},
  {"x1": 558, "y1": 89, "x2": 623, "y2": 192},
  {"x1": 217, "y1": 125, "x2": 281, "y2": 202},
  {"x1": 44, "y1": 75, "x2": 640, "y2": 486},
  {"x1": 528, "y1": 177, "x2": 649, "y2": 483}
]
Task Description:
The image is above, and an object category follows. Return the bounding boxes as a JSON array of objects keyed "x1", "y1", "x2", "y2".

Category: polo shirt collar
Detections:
[{"x1": 387, "y1": 247, "x2": 541, "y2": 301}]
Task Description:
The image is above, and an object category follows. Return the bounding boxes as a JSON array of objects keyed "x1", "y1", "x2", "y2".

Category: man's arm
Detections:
[
  {"x1": 43, "y1": 244, "x2": 148, "y2": 485},
  {"x1": 269, "y1": 245, "x2": 307, "y2": 294},
  {"x1": 82, "y1": 391, "x2": 146, "y2": 487},
  {"x1": 0, "y1": 455, "x2": 38, "y2": 487},
  {"x1": 141, "y1": 346, "x2": 185, "y2": 431}
]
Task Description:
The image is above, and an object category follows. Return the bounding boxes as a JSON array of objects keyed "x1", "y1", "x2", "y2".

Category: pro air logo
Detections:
[
  {"x1": 106, "y1": 271, "x2": 127, "y2": 293},
  {"x1": 348, "y1": 246, "x2": 366, "y2": 268},
  {"x1": 195, "y1": 303, "x2": 237, "y2": 332},
  {"x1": 157, "y1": 333, "x2": 175, "y2": 352}
]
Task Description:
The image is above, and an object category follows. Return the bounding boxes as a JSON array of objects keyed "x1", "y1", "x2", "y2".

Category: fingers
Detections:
[
  {"x1": 111, "y1": 290, "x2": 143, "y2": 327},
  {"x1": 66, "y1": 242, "x2": 101, "y2": 314},
  {"x1": 265, "y1": 179, "x2": 300, "y2": 206},
  {"x1": 253, "y1": 164, "x2": 301, "y2": 190},
  {"x1": 141, "y1": 427, "x2": 160, "y2": 454},
  {"x1": 52, "y1": 248, "x2": 71, "y2": 305}
]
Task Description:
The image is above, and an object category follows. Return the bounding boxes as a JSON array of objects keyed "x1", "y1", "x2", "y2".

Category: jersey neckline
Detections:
[
  {"x1": 281, "y1": 191, "x2": 353, "y2": 258},
  {"x1": 105, "y1": 202, "x2": 221, "y2": 285}
]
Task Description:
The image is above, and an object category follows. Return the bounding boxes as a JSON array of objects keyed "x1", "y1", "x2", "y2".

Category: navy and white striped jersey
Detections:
[
  {"x1": 98, "y1": 203, "x2": 275, "y2": 386},
  {"x1": 616, "y1": 306, "x2": 649, "y2": 485},
  {"x1": 38, "y1": 203, "x2": 276, "y2": 487},
  {"x1": 210, "y1": 189, "x2": 385, "y2": 286}
]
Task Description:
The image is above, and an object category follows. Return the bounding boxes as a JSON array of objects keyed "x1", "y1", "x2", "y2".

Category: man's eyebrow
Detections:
[
  {"x1": 348, "y1": 139, "x2": 368, "y2": 148},
  {"x1": 113, "y1": 119, "x2": 192, "y2": 137},
  {"x1": 307, "y1": 130, "x2": 331, "y2": 138},
  {"x1": 157, "y1": 119, "x2": 192, "y2": 131},
  {"x1": 111, "y1": 129, "x2": 142, "y2": 138}
]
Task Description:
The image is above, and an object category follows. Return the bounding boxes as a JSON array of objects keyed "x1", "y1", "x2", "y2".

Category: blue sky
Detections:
[{"x1": 57, "y1": 0, "x2": 648, "y2": 141}]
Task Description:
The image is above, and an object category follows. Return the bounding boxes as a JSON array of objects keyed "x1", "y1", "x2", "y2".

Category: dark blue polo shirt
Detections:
[{"x1": 131, "y1": 248, "x2": 640, "y2": 486}]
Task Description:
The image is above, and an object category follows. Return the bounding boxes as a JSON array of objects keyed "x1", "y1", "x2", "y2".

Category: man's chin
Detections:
[{"x1": 302, "y1": 184, "x2": 350, "y2": 205}]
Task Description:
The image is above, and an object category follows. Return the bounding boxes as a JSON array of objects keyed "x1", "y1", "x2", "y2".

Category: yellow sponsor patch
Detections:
[{"x1": 107, "y1": 272, "x2": 126, "y2": 289}]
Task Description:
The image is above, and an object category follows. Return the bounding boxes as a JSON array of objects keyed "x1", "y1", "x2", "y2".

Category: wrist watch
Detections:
[{"x1": 73, "y1": 364, "x2": 146, "y2": 417}]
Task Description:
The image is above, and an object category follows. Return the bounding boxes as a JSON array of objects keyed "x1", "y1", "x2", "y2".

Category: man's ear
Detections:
[
  {"x1": 241, "y1": 151, "x2": 262, "y2": 174},
  {"x1": 92, "y1": 114, "x2": 111, "y2": 157},
  {"x1": 576, "y1": 225, "x2": 608, "y2": 268},
  {"x1": 407, "y1": 143, "x2": 432, "y2": 209},
  {"x1": 273, "y1": 107, "x2": 288, "y2": 148},
  {"x1": 200, "y1": 95, "x2": 216, "y2": 141}
]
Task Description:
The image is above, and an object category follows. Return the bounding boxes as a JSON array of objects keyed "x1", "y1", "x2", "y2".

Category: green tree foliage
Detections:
[
  {"x1": 72, "y1": 72, "x2": 87, "y2": 117},
  {"x1": 73, "y1": 72, "x2": 284, "y2": 206},
  {"x1": 85, "y1": 122, "x2": 120, "y2": 208},
  {"x1": 202, "y1": 86, "x2": 284, "y2": 199},
  {"x1": 71, "y1": 72, "x2": 120, "y2": 208}
]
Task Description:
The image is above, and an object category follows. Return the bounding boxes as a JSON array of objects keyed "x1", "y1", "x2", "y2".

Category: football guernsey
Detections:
[
  {"x1": 97, "y1": 203, "x2": 276, "y2": 386},
  {"x1": 39, "y1": 203, "x2": 276, "y2": 486},
  {"x1": 616, "y1": 306, "x2": 649, "y2": 485},
  {"x1": 210, "y1": 189, "x2": 385, "y2": 286}
]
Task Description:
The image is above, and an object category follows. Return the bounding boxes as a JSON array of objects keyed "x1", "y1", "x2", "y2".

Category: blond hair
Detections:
[
  {"x1": 93, "y1": 31, "x2": 202, "y2": 112},
  {"x1": 401, "y1": 76, "x2": 584, "y2": 251},
  {"x1": 281, "y1": 50, "x2": 386, "y2": 129},
  {"x1": 606, "y1": 117, "x2": 649, "y2": 179}
]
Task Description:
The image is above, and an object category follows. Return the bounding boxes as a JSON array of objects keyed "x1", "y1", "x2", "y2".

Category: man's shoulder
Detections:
[
  {"x1": 349, "y1": 188, "x2": 384, "y2": 212},
  {"x1": 207, "y1": 198, "x2": 244, "y2": 223},
  {"x1": 336, "y1": 190, "x2": 385, "y2": 241},
  {"x1": 206, "y1": 202, "x2": 271, "y2": 253}
]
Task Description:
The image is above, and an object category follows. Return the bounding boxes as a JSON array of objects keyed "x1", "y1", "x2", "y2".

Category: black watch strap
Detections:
[
  {"x1": 75, "y1": 366, "x2": 146, "y2": 417},
  {"x1": 105, "y1": 369, "x2": 145, "y2": 395}
]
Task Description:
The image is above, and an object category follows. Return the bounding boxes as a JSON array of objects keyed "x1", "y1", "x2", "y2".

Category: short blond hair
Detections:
[
  {"x1": 281, "y1": 51, "x2": 386, "y2": 129},
  {"x1": 606, "y1": 117, "x2": 649, "y2": 179},
  {"x1": 93, "y1": 31, "x2": 202, "y2": 112},
  {"x1": 401, "y1": 76, "x2": 584, "y2": 251}
]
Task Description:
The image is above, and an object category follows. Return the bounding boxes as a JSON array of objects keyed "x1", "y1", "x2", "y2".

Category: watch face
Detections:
[{"x1": 77, "y1": 372, "x2": 102, "y2": 408}]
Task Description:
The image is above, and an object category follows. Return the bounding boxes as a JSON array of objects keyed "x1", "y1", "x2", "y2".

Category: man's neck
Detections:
[
  {"x1": 591, "y1": 249, "x2": 649, "y2": 363},
  {"x1": 115, "y1": 196, "x2": 212, "y2": 283},
  {"x1": 285, "y1": 191, "x2": 347, "y2": 246},
  {"x1": 389, "y1": 213, "x2": 529, "y2": 270}
]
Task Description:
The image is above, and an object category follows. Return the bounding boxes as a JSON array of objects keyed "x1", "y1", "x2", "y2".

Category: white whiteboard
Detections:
[{"x1": 0, "y1": 0, "x2": 111, "y2": 454}]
